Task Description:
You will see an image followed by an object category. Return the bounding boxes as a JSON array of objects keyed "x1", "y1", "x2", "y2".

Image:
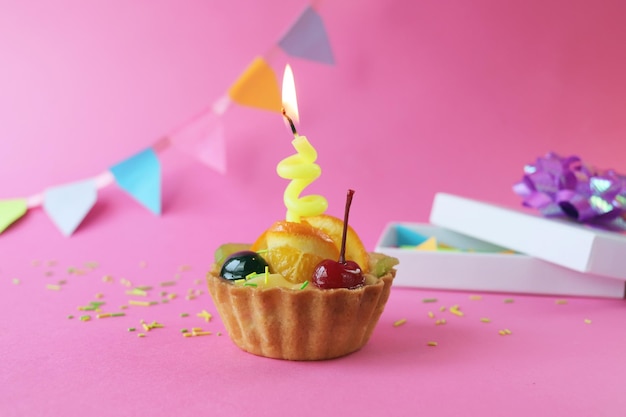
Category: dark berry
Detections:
[{"x1": 220, "y1": 250, "x2": 269, "y2": 281}]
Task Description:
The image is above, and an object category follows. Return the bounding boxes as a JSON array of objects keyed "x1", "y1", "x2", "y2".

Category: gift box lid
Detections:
[{"x1": 429, "y1": 193, "x2": 626, "y2": 280}]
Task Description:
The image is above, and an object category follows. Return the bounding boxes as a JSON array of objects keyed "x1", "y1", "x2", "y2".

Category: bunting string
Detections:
[{"x1": 0, "y1": 4, "x2": 334, "y2": 236}]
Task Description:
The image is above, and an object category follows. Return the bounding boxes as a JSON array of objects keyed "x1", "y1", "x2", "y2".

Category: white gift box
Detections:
[
  {"x1": 429, "y1": 193, "x2": 626, "y2": 280},
  {"x1": 374, "y1": 192, "x2": 626, "y2": 298}
]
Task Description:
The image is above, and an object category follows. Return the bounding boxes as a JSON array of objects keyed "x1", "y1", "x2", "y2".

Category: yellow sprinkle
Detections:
[
  {"x1": 46, "y1": 284, "x2": 62, "y2": 291},
  {"x1": 120, "y1": 278, "x2": 133, "y2": 287},
  {"x1": 12, "y1": 278, "x2": 20, "y2": 285},
  {"x1": 96, "y1": 313, "x2": 112, "y2": 319},
  {"x1": 185, "y1": 295, "x2": 196, "y2": 301},
  {"x1": 480, "y1": 318, "x2": 491, "y2": 323},
  {"x1": 469, "y1": 295, "x2": 482, "y2": 300},
  {"x1": 555, "y1": 299, "x2": 568, "y2": 305},
  {"x1": 192, "y1": 331, "x2": 212, "y2": 336},
  {"x1": 84, "y1": 262, "x2": 99, "y2": 270},
  {"x1": 160, "y1": 281, "x2": 177, "y2": 287},
  {"x1": 427, "y1": 311, "x2": 435, "y2": 319},
  {"x1": 498, "y1": 329, "x2": 512, "y2": 336},
  {"x1": 427, "y1": 341, "x2": 438, "y2": 347},
  {"x1": 120, "y1": 305, "x2": 129, "y2": 310},
  {"x1": 137, "y1": 333, "x2": 146, "y2": 338},
  {"x1": 393, "y1": 318, "x2": 407, "y2": 327},
  {"x1": 264, "y1": 266, "x2": 269, "y2": 285},
  {"x1": 435, "y1": 319, "x2": 447, "y2": 325},
  {"x1": 584, "y1": 319, "x2": 592, "y2": 324},
  {"x1": 197, "y1": 310, "x2": 213, "y2": 322},
  {"x1": 439, "y1": 306, "x2": 446, "y2": 312},
  {"x1": 192, "y1": 327, "x2": 203, "y2": 332},
  {"x1": 183, "y1": 332, "x2": 194, "y2": 338},
  {"x1": 125, "y1": 289, "x2": 148, "y2": 297},
  {"x1": 94, "y1": 293, "x2": 104, "y2": 299},
  {"x1": 449, "y1": 305, "x2": 464, "y2": 317},
  {"x1": 504, "y1": 329, "x2": 512, "y2": 334},
  {"x1": 179, "y1": 265, "x2": 192, "y2": 272},
  {"x1": 102, "y1": 275, "x2": 114, "y2": 283},
  {"x1": 142, "y1": 323, "x2": 151, "y2": 331},
  {"x1": 128, "y1": 300, "x2": 156, "y2": 307},
  {"x1": 168, "y1": 293, "x2": 178, "y2": 300},
  {"x1": 79, "y1": 315, "x2": 91, "y2": 321}
]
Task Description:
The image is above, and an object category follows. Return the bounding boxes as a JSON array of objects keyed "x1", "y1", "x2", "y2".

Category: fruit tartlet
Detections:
[{"x1": 207, "y1": 191, "x2": 398, "y2": 361}]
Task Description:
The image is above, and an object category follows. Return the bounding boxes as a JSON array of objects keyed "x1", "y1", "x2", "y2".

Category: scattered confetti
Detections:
[
  {"x1": 422, "y1": 298, "x2": 438, "y2": 303},
  {"x1": 504, "y1": 298, "x2": 515, "y2": 304},
  {"x1": 427, "y1": 341, "x2": 438, "y2": 347},
  {"x1": 427, "y1": 311, "x2": 435, "y2": 319},
  {"x1": 393, "y1": 318, "x2": 407, "y2": 327},
  {"x1": 96, "y1": 313, "x2": 112, "y2": 319},
  {"x1": 480, "y1": 318, "x2": 491, "y2": 323},
  {"x1": 469, "y1": 295, "x2": 482, "y2": 301},
  {"x1": 46, "y1": 284, "x2": 62, "y2": 291},
  {"x1": 126, "y1": 288, "x2": 148, "y2": 297},
  {"x1": 555, "y1": 299, "x2": 568, "y2": 305},
  {"x1": 137, "y1": 333, "x2": 146, "y2": 338},
  {"x1": 584, "y1": 319, "x2": 592, "y2": 324},
  {"x1": 435, "y1": 319, "x2": 446, "y2": 325},
  {"x1": 498, "y1": 329, "x2": 512, "y2": 336},
  {"x1": 79, "y1": 315, "x2": 91, "y2": 321}
]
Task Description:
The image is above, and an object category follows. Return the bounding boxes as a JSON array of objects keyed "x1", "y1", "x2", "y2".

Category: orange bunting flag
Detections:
[
  {"x1": 228, "y1": 57, "x2": 282, "y2": 112},
  {"x1": 0, "y1": 198, "x2": 28, "y2": 234}
]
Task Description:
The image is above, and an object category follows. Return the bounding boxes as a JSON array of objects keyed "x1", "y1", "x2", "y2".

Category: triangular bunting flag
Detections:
[
  {"x1": 278, "y1": 6, "x2": 335, "y2": 65},
  {"x1": 43, "y1": 179, "x2": 97, "y2": 236},
  {"x1": 0, "y1": 198, "x2": 28, "y2": 234},
  {"x1": 169, "y1": 110, "x2": 227, "y2": 174},
  {"x1": 228, "y1": 57, "x2": 282, "y2": 112},
  {"x1": 110, "y1": 148, "x2": 161, "y2": 215}
]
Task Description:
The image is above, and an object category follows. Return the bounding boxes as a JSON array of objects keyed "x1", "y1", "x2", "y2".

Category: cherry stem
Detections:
[
  {"x1": 281, "y1": 108, "x2": 298, "y2": 136},
  {"x1": 339, "y1": 189, "x2": 355, "y2": 264}
]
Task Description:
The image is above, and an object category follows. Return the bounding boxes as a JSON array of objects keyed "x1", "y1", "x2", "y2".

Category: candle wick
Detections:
[{"x1": 282, "y1": 108, "x2": 298, "y2": 137}]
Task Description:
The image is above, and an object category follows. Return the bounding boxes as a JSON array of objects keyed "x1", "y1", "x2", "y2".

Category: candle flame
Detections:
[{"x1": 282, "y1": 64, "x2": 299, "y2": 125}]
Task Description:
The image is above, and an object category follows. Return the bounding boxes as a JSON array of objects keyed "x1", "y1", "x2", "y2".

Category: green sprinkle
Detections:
[
  {"x1": 67, "y1": 315, "x2": 74, "y2": 319},
  {"x1": 160, "y1": 281, "x2": 177, "y2": 287},
  {"x1": 128, "y1": 327, "x2": 136, "y2": 332},
  {"x1": 244, "y1": 282, "x2": 258, "y2": 287},
  {"x1": 111, "y1": 312, "x2": 126, "y2": 317},
  {"x1": 135, "y1": 286, "x2": 153, "y2": 291},
  {"x1": 180, "y1": 313, "x2": 189, "y2": 318},
  {"x1": 504, "y1": 298, "x2": 515, "y2": 304},
  {"x1": 181, "y1": 328, "x2": 188, "y2": 333},
  {"x1": 161, "y1": 299, "x2": 169, "y2": 303},
  {"x1": 79, "y1": 315, "x2": 91, "y2": 321},
  {"x1": 300, "y1": 280, "x2": 309, "y2": 290},
  {"x1": 422, "y1": 298, "x2": 438, "y2": 303}
]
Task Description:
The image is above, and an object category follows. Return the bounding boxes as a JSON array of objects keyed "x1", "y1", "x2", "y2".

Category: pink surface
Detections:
[{"x1": 2, "y1": 1, "x2": 626, "y2": 416}]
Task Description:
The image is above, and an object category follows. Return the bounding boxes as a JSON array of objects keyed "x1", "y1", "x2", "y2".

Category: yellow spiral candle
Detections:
[{"x1": 276, "y1": 134, "x2": 328, "y2": 222}]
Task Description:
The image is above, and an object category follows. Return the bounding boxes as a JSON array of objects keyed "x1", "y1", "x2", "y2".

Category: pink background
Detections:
[{"x1": 2, "y1": 1, "x2": 626, "y2": 416}]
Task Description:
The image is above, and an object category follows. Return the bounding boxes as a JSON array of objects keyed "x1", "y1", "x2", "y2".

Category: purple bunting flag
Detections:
[{"x1": 278, "y1": 6, "x2": 335, "y2": 65}]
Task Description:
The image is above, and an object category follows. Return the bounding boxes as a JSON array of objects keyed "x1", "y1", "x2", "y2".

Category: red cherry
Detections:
[
  {"x1": 312, "y1": 259, "x2": 364, "y2": 289},
  {"x1": 312, "y1": 189, "x2": 365, "y2": 289}
]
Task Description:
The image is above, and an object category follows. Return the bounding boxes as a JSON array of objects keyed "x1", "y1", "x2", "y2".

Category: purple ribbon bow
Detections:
[{"x1": 513, "y1": 152, "x2": 626, "y2": 229}]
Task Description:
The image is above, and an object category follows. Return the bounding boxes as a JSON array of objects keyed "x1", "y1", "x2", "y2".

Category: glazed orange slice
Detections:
[
  {"x1": 303, "y1": 214, "x2": 369, "y2": 273},
  {"x1": 251, "y1": 221, "x2": 340, "y2": 283}
]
